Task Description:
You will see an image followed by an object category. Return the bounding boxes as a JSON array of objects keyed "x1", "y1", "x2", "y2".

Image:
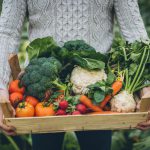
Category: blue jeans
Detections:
[{"x1": 32, "y1": 130, "x2": 112, "y2": 150}]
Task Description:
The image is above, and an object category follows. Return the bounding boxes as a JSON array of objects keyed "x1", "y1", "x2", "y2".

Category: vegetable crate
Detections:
[{"x1": 1, "y1": 54, "x2": 150, "y2": 135}]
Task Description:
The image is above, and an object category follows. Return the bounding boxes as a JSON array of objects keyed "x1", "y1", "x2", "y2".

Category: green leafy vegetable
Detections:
[
  {"x1": 27, "y1": 37, "x2": 60, "y2": 60},
  {"x1": 88, "y1": 80, "x2": 113, "y2": 104},
  {"x1": 72, "y1": 54, "x2": 105, "y2": 70},
  {"x1": 109, "y1": 39, "x2": 150, "y2": 94}
]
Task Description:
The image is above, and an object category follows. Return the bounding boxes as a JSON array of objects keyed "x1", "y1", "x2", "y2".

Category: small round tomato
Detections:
[
  {"x1": 16, "y1": 102, "x2": 34, "y2": 117},
  {"x1": 25, "y1": 96, "x2": 39, "y2": 107},
  {"x1": 9, "y1": 92, "x2": 23, "y2": 106},
  {"x1": 35, "y1": 102, "x2": 55, "y2": 117},
  {"x1": 9, "y1": 80, "x2": 25, "y2": 94}
]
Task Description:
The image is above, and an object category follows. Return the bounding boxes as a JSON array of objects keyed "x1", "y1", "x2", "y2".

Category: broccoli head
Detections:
[{"x1": 21, "y1": 57, "x2": 62, "y2": 100}]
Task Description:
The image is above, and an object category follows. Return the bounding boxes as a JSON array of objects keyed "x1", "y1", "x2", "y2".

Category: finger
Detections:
[
  {"x1": 136, "y1": 125, "x2": 150, "y2": 131},
  {"x1": 136, "y1": 122, "x2": 150, "y2": 130},
  {"x1": 0, "y1": 123, "x2": 16, "y2": 131},
  {"x1": 2, "y1": 130, "x2": 17, "y2": 136},
  {"x1": 137, "y1": 121, "x2": 150, "y2": 127},
  {"x1": 7, "y1": 103, "x2": 16, "y2": 117}
]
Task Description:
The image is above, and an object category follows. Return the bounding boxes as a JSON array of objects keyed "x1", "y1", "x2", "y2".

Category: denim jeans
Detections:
[{"x1": 32, "y1": 130, "x2": 112, "y2": 150}]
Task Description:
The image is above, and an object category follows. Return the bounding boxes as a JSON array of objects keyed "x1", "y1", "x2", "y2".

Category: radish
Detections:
[
  {"x1": 56, "y1": 109, "x2": 66, "y2": 115},
  {"x1": 76, "y1": 104, "x2": 87, "y2": 114},
  {"x1": 72, "y1": 111, "x2": 81, "y2": 115},
  {"x1": 59, "y1": 100, "x2": 68, "y2": 110}
]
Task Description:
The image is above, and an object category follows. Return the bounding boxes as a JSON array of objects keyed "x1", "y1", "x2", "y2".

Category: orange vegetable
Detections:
[
  {"x1": 25, "y1": 96, "x2": 39, "y2": 107},
  {"x1": 35, "y1": 102, "x2": 55, "y2": 117},
  {"x1": 9, "y1": 92, "x2": 23, "y2": 106},
  {"x1": 100, "y1": 80, "x2": 123, "y2": 109},
  {"x1": 79, "y1": 95, "x2": 103, "y2": 112},
  {"x1": 16, "y1": 102, "x2": 34, "y2": 117},
  {"x1": 87, "y1": 111, "x2": 119, "y2": 115},
  {"x1": 9, "y1": 80, "x2": 25, "y2": 94},
  {"x1": 99, "y1": 95, "x2": 111, "y2": 109},
  {"x1": 57, "y1": 90, "x2": 65, "y2": 94}
]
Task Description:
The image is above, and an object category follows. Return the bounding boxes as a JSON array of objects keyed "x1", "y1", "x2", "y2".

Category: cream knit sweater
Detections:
[{"x1": 0, "y1": 0, "x2": 148, "y2": 89}]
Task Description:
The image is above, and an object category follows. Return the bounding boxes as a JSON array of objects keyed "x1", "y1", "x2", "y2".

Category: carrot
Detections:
[
  {"x1": 87, "y1": 111, "x2": 119, "y2": 115},
  {"x1": 80, "y1": 95, "x2": 103, "y2": 112},
  {"x1": 112, "y1": 80, "x2": 123, "y2": 95},
  {"x1": 100, "y1": 80, "x2": 123, "y2": 109},
  {"x1": 99, "y1": 95, "x2": 111, "y2": 109}
]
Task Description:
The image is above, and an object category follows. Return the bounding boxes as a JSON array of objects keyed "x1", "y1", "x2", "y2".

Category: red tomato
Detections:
[
  {"x1": 9, "y1": 92, "x2": 23, "y2": 106},
  {"x1": 25, "y1": 96, "x2": 39, "y2": 107},
  {"x1": 9, "y1": 80, "x2": 25, "y2": 94}
]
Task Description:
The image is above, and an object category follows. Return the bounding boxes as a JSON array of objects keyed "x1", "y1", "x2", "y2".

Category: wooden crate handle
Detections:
[
  {"x1": 8, "y1": 54, "x2": 21, "y2": 80},
  {"x1": 0, "y1": 54, "x2": 21, "y2": 118}
]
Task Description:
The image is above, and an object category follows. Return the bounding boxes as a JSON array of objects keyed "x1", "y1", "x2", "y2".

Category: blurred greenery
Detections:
[{"x1": 0, "y1": 0, "x2": 150, "y2": 150}]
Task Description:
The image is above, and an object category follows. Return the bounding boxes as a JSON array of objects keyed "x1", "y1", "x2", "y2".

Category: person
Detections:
[{"x1": 0, "y1": 0, "x2": 149, "y2": 150}]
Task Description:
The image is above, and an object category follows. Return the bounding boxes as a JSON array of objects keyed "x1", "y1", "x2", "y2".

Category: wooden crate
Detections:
[
  {"x1": 3, "y1": 112, "x2": 148, "y2": 134},
  {"x1": 1, "y1": 54, "x2": 149, "y2": 134}
]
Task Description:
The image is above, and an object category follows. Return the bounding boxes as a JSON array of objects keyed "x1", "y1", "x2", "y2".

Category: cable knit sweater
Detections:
[{"x1": 0, "y1": 0, "x2": 148, "y2": 89}]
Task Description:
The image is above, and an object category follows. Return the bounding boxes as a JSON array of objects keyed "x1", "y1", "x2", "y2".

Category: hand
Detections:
[
  {"x1": 0, "y1": 89, "x2": 16, "y2": 135},
  {"x1": 136, "y1": 111, "x2": 150, "y2": 131},
  {"x1": 136, "y1": 121, "x2": 150, "y2": 131}
]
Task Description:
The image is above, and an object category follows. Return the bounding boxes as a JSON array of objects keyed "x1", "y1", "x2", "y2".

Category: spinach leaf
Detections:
[
  {"x1": 93, "y1": 91, "x2": 105, "y2": 103},
  {"x1": 72, "y1": 54, "x2": 105, "y2": 70},
  {"x1": 27, "y1": 37, "x2": 60, "y2": 60},
  {"x1": 106, "y1": 72, "x2": 116, "y2": 85},
  {"x1": 88, "y1": 80, "x2": 113, "y2": 104}
]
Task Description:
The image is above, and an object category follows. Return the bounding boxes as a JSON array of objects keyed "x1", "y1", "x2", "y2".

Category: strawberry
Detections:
[
  {"x1": 59, "y1": 100, "x2": 68, "y2": 110},
  {"x1": 76, "y1": 104, "x2": 87, "y2": 114},
  {"x1": 72, "y1": 111, "x2": 81, "y2": 115},
  {"x1": 56, "y1": 109, "x2": 66, "y2": 115}
]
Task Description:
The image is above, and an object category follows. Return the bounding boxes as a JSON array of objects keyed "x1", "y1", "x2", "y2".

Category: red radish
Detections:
[
  {"x1": 56, "y1": 109, "x2": 66, "y2": 115},
  {"x1": 59, "y1": 100, "x2": 68, "y2": 110},
  {"x1": 72, "y1": 111, "x2": 81, "y2": 115},
  {"x1": 76, "y1": 104, "x2": 87, "y2": 114}
]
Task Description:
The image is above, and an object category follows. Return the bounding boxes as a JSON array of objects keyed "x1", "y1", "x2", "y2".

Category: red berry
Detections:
[
  {"x1": 59, "y1": 100, "x2": 68, "y2": 110},
  {"x1": 56, "y1": 109, "x2": 66, "y2": 115},
  {"x1": 76, "y1": 104, "x2": 87, "y2": 114},
  {"x1": 72, "y1": 111, "x2": 81, "y2": 115}
]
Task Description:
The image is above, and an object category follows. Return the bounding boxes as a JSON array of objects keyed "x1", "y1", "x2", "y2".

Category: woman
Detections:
[{"x1": 0, "y1": 0, "x2": 149, "y2": 150}]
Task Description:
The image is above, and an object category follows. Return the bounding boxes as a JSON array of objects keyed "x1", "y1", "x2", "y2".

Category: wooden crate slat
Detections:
[{"x1": 4, "y1": 112, "x2": 148, "y2": 134}]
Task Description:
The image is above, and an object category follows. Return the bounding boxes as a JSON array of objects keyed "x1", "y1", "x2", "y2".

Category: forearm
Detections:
[
  {"x1": 0, "y1": 0, "x2": 27, "y2": 88},
  {"x1": 114, "y1": 0, "x2": 149, "y2": 42}
]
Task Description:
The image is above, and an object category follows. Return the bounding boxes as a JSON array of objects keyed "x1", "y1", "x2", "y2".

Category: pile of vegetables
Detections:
[
  {"x1": 8, "y1": 37, "x2": 150, "y2": 117},
  {"x1": 109, "y1": 40, "x2": 150, "y2": 112}
]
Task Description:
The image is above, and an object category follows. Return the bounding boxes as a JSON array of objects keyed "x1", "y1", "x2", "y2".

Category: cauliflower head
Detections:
[{"x1": 70, "y1": 66, "x2": 107, "y2": 94}]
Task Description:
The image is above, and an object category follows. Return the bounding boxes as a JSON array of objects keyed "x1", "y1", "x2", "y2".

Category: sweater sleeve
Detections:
[
  {"x1": 0, "y1": 0, "x2": 27, "y2": 89},
  {"x1": 114, "y1": 0, "x2": 149, "y2": 42}
]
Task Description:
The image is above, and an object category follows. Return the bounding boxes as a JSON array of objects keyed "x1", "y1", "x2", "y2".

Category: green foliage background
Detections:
[{"x1": 0, "y1": 0, "x2": 150, "y2": 150}]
